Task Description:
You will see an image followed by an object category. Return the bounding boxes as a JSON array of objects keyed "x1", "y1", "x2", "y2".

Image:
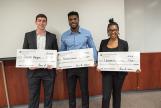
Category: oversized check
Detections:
[
  {"x1": 16, "y1": 49, "x2": 57, "y2": 68},
  {"x1": 98, "y1": 52, "x2": 140, "y2": 72},
  {"x1": 58, "y1": 48, "x2": 94, "y2": 69}
]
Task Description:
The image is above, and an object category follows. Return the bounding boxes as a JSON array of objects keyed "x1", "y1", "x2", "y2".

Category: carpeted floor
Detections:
[{"x1": 5, "y1": 90, "x2": 161, "y2": 108}]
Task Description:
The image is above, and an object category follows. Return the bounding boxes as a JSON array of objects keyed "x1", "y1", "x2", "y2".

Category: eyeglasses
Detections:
[{"x1": 108, "y1": 29, "x2": 118, "y2": 32}]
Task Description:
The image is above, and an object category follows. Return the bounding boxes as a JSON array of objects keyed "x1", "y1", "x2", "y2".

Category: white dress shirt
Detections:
[{"x1": 37, "y1": 35, "x2": 46, "y2": 49}]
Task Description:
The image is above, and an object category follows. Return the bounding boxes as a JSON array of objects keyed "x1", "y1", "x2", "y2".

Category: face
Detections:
[
  {"x1": 107, "y1": 24, "x2": 119, "y2": 39},
  {"x1": 35, "y1": 17, "x2": 47, "y2": 30},
  {"x1": 68, "y1": 15, "x2": 79, "y2": 30}
]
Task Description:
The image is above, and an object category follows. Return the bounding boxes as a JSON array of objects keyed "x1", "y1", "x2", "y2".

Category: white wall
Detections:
[
  {"x1": 125, "y1": 0, "x2": 161, "y2": 52},
  {"x1": 0, "y1": 0, "x2": 125, "y2": 59}
]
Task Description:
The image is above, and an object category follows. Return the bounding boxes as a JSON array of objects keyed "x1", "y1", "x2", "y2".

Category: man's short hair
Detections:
[
  {"x1": 36, "y1": 14, "x2": 47, "y2": 21},
  {"x1": 68, "y1": 11, "x2": 79, "y2": 18}
]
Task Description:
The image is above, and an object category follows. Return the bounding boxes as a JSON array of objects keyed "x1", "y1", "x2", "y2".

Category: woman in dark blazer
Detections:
[{"x1": 98, "y1": 18, "x2": 128, "y2": 108}]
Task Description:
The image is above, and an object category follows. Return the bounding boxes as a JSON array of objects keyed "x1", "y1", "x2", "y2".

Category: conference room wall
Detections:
[
  {"x1": 0, "y1": 0, "x2": 125, "y2": 59},
  {"x1": 125, "y1": 0, "x2": 161, "y2": 52}
]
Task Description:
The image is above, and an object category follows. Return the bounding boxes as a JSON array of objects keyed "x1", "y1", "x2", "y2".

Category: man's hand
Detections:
[
  {"x1": 29, "y1": 67, "x2": 38, "y2": 70},
  {"x1": 89, "y1": 65, "x2": 96, "y2": 68},
  {"x1": 47, "y1": 65, "x2": 53, "y2": 69},
  {"x1": 96, "y1": 67, "x2": 101, "y2": 72},
  {"x1": 56, "y1": 68, "x2": 63, "y2": 72},
  {"x1": 89, "y1": 63, "x2": 97, "y2": 68}
]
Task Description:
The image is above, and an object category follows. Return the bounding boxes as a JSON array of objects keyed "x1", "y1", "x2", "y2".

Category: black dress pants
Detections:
[
  {"x1": 66, "y1": 67, "x2": 89, "y2": 108},
  {"x1": 102, "y1": 72, "x2": 127, "y2": 108},
  {"x1": 27, "y1": 69, "x2": 56, "y2": 108}
]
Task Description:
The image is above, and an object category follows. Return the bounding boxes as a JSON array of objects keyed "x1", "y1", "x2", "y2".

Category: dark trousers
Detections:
[
  {"x1": 27, "y1": 69, "x2": 56, "y2": 108},
  {"x1": 102, "y1": 72, "x2": 127, "y2": 108},
  {"x1": 66, "y1": 67, "x2": 89, "y2": 108}
]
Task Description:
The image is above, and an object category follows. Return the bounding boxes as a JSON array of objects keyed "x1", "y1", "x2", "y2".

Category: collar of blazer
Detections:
[{"x1": 106, "y1": 38, "x2": 124, "y2": 51}]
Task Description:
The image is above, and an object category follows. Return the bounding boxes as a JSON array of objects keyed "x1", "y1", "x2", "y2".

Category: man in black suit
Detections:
[{"x1": 23, "y1": 14, "x2": 58, "y2": 108}]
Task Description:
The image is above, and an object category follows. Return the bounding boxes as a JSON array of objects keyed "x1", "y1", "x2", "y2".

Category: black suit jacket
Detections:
[
  {"x1": 23, "y1": 30, "x2": 58, "y2": 74},
  {"x1": 23, "y1": 30, "x2": 58, "y2": 50}
]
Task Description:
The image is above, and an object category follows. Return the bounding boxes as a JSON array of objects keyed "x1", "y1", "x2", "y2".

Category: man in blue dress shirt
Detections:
[{"x1": 60, "y1": 11, "x2": 97, "y2": 108}]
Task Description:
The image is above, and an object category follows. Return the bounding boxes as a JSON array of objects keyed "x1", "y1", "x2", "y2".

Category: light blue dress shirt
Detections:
[{"x1": 60, "y1": 27, "x2": 98, "y2": 62}]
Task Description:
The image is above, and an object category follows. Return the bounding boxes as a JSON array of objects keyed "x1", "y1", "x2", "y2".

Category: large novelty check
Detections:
[
  {"x1": 58, "y1": 48, "x2": 94, "y2": 69},
  {"x1": 16, "y1": 49, "x2": 57, "y2": 68},
  {"x1": 98, "y1": 52, "x2": 140, "y2": 72}
]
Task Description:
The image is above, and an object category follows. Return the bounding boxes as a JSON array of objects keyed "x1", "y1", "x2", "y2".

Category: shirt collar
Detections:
[
  {"x1": 69, "y1": 26, "x2": 82, "y2": 34},
  {"x1": 36, "y1": 31, "x2": 46, "y2": 37}
]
